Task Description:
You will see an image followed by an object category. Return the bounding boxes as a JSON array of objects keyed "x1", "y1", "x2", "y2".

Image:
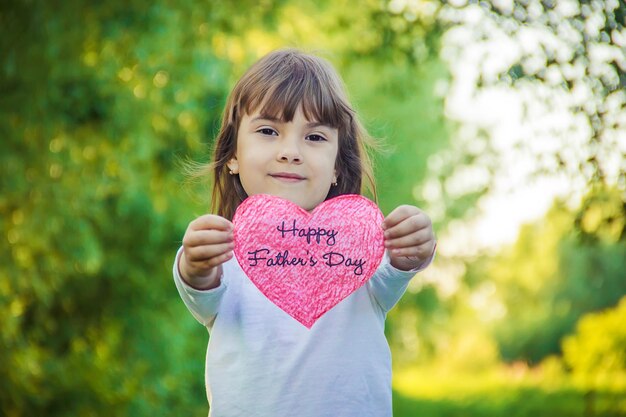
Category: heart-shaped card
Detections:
[{"x1": 232, "y1": 194, "x2": 385, "y2": 328}]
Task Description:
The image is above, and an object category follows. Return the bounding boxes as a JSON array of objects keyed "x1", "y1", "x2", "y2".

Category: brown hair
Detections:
[{"x1": 198, "y1": 49, "x2": 378, "y2": 219}]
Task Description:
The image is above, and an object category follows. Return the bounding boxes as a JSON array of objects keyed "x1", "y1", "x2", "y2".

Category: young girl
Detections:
[{"x1": 173, "y1": 49, "x2": 436, "y2": 417}]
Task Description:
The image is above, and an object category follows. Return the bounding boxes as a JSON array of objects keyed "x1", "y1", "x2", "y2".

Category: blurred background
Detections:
[{"x1": 1, "y1": 0, "x2": 625, "y2": 415}]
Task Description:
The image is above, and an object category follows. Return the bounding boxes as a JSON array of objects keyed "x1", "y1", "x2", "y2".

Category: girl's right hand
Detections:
[{"x1": 179, "y1": 214, "x2": 234, "y2": 290}]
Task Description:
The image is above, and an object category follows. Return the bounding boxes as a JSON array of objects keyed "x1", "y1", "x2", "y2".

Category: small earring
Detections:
[
  {"x1": 332, "y1": 179, "x2": 338, "y2": 186},
  {"x1": 229, "y1": 170, "x2": 234, "y2": 175}
]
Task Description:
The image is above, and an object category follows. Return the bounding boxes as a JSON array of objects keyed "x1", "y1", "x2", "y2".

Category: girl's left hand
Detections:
[{"x1": 382, "y1": 205, "x2": 436, "y2": 271}]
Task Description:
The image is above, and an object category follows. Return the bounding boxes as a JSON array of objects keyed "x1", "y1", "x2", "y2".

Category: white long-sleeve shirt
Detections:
[{"x1": 173, "y1": 248, "x2": 429, "y2": 417}]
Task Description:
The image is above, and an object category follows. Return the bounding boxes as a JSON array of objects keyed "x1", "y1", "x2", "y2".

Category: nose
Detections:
[{"x1": 276, "y1": 136, "x2": 302, "y2": 163}]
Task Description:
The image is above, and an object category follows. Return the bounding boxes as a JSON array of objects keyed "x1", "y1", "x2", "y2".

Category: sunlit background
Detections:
[{"x1": 1, "y1": 0, "x2": 625, "y2": 415}]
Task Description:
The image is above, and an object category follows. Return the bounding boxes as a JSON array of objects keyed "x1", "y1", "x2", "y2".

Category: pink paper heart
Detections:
[{"x1": 233, "y1": 194, "x2": 385, "y2": 328}]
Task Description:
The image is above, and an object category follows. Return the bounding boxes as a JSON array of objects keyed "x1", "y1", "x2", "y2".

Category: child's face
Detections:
[{"x1": 228, "y1": 106, "x2": 339, "y2": 211}]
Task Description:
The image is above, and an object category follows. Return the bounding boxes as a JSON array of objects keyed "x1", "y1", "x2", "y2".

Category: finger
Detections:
[
  {"x1": 208, "y1": 251, "x2": 234, "y2": 267},
  {"x1": 197, "y1": 251, "x2": 234, "y2": 269},
  {"x1": 189, "y1": 214, "x2": 233, "y2": 232},
  {"x1": 385, "y1": 227, "x2": 432, "y2": 250},
  {"x1": 383, "y1": 213, "x2": 430, "y2": 240},
  {"x1": 382, "y1": 205, "x2": 420, "y2": 230},
  {"x1": 186, "y1": 242, "x2": 235, "y2": 263},
  {"x1": 184, "y1": 229, "x2": 233, "y2": 248},
  {"x1": 389, "y1": 241, "x2": 435, "y2": 260}
]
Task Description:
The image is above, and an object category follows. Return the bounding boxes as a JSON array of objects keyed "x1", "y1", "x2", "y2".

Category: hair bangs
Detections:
[{"x1": 241, "y1": 55, "x2": 350, "y2": 129}]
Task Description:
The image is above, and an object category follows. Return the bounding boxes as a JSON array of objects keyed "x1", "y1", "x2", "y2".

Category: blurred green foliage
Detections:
[
  {"x1": 488, "y1": 187, "x2": 626, "y2": 363},
  {"x1": 2, "y1": 0, "x2": 625, "y2": 416},
  {"x1": 563, "y1": 295, "x2": 626, "y2": 390}
]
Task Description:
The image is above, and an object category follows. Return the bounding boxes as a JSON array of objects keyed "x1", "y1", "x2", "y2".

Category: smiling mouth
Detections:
[{"x1": 270, "y1": 172, "x2": 306, "y2": 182}]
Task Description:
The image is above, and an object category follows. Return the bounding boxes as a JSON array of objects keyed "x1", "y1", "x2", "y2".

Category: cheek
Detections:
[
  {"x1": 316, "y1": 151, "x2": 336, "y2": 171},
  {"x1": 325, "y1": 144, "x2": 339, "y2": 168},
  {"x1": 237, "y1": 149, "x2": 260, "y2": 172},
  {"x1": 330, "y1": 151, "x2": 340, "y2": 179}
]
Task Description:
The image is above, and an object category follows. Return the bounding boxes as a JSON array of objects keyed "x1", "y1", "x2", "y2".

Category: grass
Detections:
[{"x1": 392, "y1": 366, "x2": 626, "y2": 417}]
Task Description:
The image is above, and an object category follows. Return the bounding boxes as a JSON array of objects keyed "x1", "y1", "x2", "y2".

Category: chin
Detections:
[
  {"x1": 287, "y1": 197, "x2": 317, "y2": 212},
  {"x1": 265, "y1": 191, "x2": 325, "y2": 212}
]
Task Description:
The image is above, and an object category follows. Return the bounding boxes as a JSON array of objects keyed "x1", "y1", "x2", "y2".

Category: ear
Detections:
[{"x1": 227, "y1": 158, "x2": 239, "y2": 174}]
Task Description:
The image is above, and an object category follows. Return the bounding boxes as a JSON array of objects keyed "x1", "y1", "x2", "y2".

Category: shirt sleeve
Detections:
[
  {"x1": 367, "y1": 248, "x2": 435, "y2": 313},
  {"x1": 172, "y1": 246, "x2": 228, "y2": 327}
]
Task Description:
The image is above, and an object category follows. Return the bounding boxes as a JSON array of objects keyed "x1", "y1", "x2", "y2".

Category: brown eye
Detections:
[
  {"x1": 306, "y1": 134, "x2": 327, "y2": 142},
  {"x1": 258, "y1": 128, "x2": 278, "y2": 136}
]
